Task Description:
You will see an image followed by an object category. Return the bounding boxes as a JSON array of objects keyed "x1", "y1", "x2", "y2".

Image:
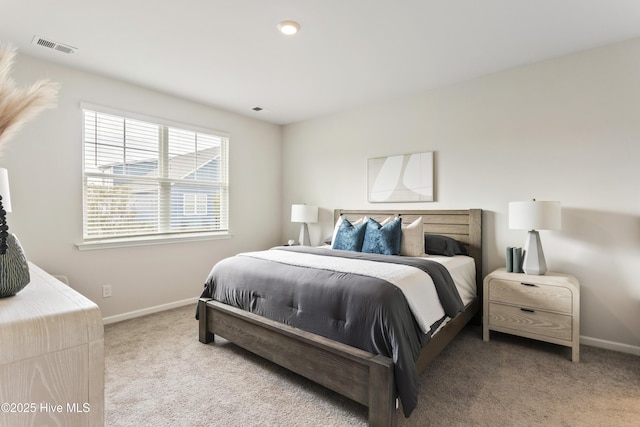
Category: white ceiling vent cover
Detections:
[{"x1": 32, "y1": 35, "x2": 77, "y2": 54}]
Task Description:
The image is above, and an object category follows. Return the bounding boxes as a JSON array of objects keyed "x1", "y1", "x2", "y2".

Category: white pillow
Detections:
[
  {"x1": 400, "y1": 216, "x2": 425, "y2": 257},
  {"x1": 379, "y1": 217, "x2": 393, "y2": 225}
]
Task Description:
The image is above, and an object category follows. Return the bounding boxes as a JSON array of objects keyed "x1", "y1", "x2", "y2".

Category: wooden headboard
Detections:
[{"x1": 334, "y1": 209, "x2": 483, "y2": 294}]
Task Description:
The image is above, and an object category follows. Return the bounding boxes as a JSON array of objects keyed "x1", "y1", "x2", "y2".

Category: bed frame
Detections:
[{"x1": 198, "y1": 209, "x2": 482, "y2": 426}]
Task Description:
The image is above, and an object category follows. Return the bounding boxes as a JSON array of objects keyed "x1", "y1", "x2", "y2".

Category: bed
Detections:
[{"x1": 197, "y1": 209, "x2": 482, "y2": 426}]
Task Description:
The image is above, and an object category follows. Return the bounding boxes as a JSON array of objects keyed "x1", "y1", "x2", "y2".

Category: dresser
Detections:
[
  {"x1": 483, "y1": 268, "x2": 580, "y2": 362},
  {"x1": 0, "y1": 263, "x2": 104, "y2": 426}
]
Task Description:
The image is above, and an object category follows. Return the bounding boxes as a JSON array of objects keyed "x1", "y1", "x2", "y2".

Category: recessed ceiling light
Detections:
[{"x1": 278, "y1": 20, "x2": 300, "y2": 36}]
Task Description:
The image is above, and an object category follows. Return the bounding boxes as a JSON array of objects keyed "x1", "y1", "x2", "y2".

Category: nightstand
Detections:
[{"x1": 483, "y1": 268, "x2": 580, "y2": 362}]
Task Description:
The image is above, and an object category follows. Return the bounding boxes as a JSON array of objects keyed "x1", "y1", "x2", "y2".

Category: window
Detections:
[
  {"x1": 81, "y1": 105, "x2": 229, "y2": 243},
  {"x1": 183, "y1": 193, "x2": 208, "y2": 216}
]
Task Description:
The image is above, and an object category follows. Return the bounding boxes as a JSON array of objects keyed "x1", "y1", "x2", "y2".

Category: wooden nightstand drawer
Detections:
[
  {"x1": 488, "y1": 302, "x2": 572, "y2": 341},
  {"x1": 488, "y1": 278, "x2": 572, "y2": 314}
]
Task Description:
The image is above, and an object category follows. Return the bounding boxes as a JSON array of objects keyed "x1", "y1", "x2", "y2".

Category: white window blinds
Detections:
[{"x1": 82, "y1": 107, "x2": 229, "y2": 241}]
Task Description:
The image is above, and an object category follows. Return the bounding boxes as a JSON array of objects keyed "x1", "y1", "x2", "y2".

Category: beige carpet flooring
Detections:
[{"x1": 104, "y1": 305, "x2": 639, "y2": 426}]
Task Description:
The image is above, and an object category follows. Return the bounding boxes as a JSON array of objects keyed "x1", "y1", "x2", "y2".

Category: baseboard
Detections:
[
  {"x1": 102, "y1": 300, "x2": 640, "y2": 357},
  {"x1": 580, "y1": 335, "x2": 640, "y2": 356},
  {"x1": 102, "y1": 297, "x2": 197, "y2": 325}
]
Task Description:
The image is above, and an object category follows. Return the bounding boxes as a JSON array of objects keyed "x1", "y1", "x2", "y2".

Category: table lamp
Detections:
[
  {"x1": 508, "y1": 199, "x2": 561, "y2": 275},
  {"x1": 291, "y1": 204, "x2": 318, "y2": 246}
]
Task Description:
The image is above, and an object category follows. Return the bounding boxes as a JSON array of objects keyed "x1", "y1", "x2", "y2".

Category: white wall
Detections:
[
  {"x1": 4, "y1": 54, "x2": 282, "y2": 319},
  {"x1": 282, "y1": 38, "x2": 640, "y2": 352}
]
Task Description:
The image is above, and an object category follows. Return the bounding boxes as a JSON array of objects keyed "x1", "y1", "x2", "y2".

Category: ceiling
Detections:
[{"x1": 2, "y1": 1, "x2": 640, "y2": 125}]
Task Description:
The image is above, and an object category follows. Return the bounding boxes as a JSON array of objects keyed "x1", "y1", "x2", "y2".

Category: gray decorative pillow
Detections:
[{"x1": 424, "y1": 234, "x2": 467, "y2": 256}]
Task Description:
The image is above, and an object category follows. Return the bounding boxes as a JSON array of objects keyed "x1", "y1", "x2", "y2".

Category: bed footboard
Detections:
[{"x1": 198, "y1": 298, "x2": 396, "y2": 426}]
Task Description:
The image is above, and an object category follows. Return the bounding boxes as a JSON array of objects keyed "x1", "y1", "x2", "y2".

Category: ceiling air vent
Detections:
[{"x1": 32, "y1": 35, "x2": 77, "y2": 54}]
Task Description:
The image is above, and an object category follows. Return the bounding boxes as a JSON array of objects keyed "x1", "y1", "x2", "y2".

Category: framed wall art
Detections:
[{"x1": 367, "y1": 151, "x2": 434, "y2": 202}]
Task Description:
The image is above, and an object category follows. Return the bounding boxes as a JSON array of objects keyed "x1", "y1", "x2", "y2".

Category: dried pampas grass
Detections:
[{"x1": 0, "y1": 45, "x2": 59, "y2": 160}]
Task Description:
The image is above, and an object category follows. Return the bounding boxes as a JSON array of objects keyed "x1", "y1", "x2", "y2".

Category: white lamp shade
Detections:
[
  {"x1": 509, "y1": 200, "x2": 561, "y2": 231},
  {"x1": 0, "y1": 168, "x2": 11, "y2": 213},
  {"x1": 291, "y1": 204, "x2": 318, "y2": 223}
]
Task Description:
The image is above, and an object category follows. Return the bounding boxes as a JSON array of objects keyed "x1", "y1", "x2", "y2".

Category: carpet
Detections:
[{"x1": 104, "y1": 305, "x2": 639, "y2": 426}]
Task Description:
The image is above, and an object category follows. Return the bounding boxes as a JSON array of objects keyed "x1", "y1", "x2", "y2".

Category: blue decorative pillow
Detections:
[
  {"x1": 361, "y1": 217, "x2": 402, "y2": 255},
  {"x1": 332, "y1": 219, "x2": 367, "y2": 251}
]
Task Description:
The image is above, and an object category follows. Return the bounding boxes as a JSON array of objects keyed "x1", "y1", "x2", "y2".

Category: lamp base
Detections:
[
  {"x1": 298, "y1": 223, "x2": 311, "y2": 246},
  {"x1": 522, "y1": 230, "x2": 547, "y2": 275}
]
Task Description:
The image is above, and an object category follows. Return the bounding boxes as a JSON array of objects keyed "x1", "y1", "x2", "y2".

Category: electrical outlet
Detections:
[{"x1": 102, "y1": 284, "x2": 112, "y2": 298}]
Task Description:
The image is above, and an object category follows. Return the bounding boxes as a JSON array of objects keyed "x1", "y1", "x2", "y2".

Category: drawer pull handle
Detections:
[
  {"x1": 520, "y1": 308, "x2": 535, "y2": 313},
  {"x1": 520, "y1": 282, "x2": 538, "y2": 287}
]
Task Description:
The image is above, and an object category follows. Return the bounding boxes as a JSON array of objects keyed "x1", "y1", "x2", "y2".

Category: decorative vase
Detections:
[{"x1": 0, "y1": 233, "x2": 30, "y2": 297}]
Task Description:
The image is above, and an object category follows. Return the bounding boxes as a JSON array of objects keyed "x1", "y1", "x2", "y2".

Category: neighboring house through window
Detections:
[{"x1": 81, "y1": 104, "x2": 229, "y2": 244}]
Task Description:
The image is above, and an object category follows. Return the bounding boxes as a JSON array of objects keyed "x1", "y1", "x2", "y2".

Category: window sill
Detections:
[{"x1": 75, "y1": 231, "x2": 233, "y2": 251}]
